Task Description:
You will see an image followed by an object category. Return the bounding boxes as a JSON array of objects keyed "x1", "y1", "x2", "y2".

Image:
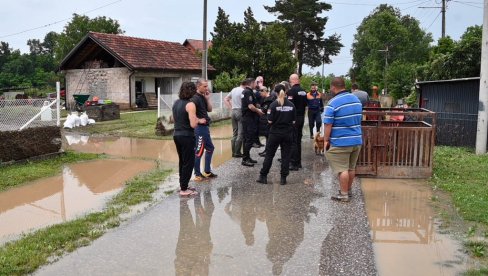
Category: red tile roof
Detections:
[
  {"x1": 183, "y1": 39, "x2": 213, "y2": 52},
  {"x1": 88, "y1": 32, "x2": 214, "y2": 71}
]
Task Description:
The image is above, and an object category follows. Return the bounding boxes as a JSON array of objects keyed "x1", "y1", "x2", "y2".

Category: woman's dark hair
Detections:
[
  {"x1": 273, "y1": 84, "x2": 285, "y2": 94},
  {"x1": 179, "y1": 82, "x2": 197, "y2": 100}
]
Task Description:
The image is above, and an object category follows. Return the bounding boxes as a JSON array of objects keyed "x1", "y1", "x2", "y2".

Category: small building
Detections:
[
  {"x1": 59, "y1": 32, "x2": 215, "y2": 109},
  {"x1": 417, "y1": 77, "x2": 482, "y2": 147},
  {"x1": 183, "y1": 39, "x2": 213, "y2": 55}
]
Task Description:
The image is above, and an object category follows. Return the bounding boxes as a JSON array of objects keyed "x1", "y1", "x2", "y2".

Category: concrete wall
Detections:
[{"x1": 65, "y1": 67, "x2": 131, "y2": 108}]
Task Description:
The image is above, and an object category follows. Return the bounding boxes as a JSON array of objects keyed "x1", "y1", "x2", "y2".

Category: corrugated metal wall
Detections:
[{"x1": 419, "y1": 79, "x2": 481, "y2": 147}]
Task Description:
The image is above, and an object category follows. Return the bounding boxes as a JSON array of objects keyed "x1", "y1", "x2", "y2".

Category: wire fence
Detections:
[
  {"x1": 158, "y1": 92, "x2": 231, "y2": 120},
  {"x1": 0, "y1": 98, "x2": 60, "y2": 131},
  {"x1": 436, "y1": 112, "x2": 478, "y2": 147}
]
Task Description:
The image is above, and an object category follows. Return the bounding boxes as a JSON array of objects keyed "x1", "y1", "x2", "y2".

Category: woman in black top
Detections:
[
  {"x1": 173, "y1": 82, "x2": 203, "y2": 196},
  {"x1": 257, "y1": 84, "x2": 296, "y2": 185}
]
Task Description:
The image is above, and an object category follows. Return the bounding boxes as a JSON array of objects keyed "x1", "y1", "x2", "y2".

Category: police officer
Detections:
[
  {"x1": 306, "y1": 81, "x2": 323, "y2": 139},
  {"x1": 287, "y1": 73, "x2": 307, "y2": 170},
  {"x1": 257, "y1": 84, "x2": 296, "y2": 185},
  {"x1": 241, "y1": 78, "x2": 265, "y2": 167}
]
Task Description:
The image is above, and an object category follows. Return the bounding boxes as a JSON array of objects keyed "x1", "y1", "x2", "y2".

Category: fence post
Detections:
[
  {"x1": 157, "y1": 87, "x2": 161, "y2": 119},
  {"x1": 56, "y1": 81, "x2": 60, "y2": 127}
]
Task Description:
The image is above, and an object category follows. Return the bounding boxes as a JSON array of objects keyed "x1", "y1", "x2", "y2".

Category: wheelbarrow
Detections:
[{"x1": 73, "y1": 94, "x2": 90, "y2": 111}]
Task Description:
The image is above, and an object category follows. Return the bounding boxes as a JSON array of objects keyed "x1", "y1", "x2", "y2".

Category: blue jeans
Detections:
[{"x1": 194, "y1": 125, "x2": 215, "y2": 176}]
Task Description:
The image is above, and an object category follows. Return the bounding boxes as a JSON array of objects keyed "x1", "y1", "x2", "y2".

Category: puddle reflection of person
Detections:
[
  {"x1": 224, "y1": 182, "x2": 259, "y2": 246},
  {"x1": 174, "y1": 191, "x2": 214, "y2": 275},
  {"x1": 266, "y1": 186, "x2": 320, "y2": 275}
]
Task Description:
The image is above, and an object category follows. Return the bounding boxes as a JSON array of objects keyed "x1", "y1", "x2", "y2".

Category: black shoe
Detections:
[
  {"x1": 252, "y1": 143, "x2": 261, "y2": 148},
  {"x1": 289, "y1": 166, "x2": 299, "y2": 171},
  {"x1": 242, "y1": 160, "x2": 255, "y2": 167},
  {"x1": 256, "y1": 175, "x2": 268, "y2": 184},
  {"x1": 280, "y1": 176, "x2": 287, "y2": 185},
  {"x1": 258, "y1": 151, "x2": 266, "y2": 157},
  {"x1": 233, "y1": 153, "x2": 244, "y2": 158},
  {"x1": 248, "y1": 158, "x2": 258, "y2": 164},
  {"x1": 298, "y1": 164, "x2": 302, "y2": 169}
]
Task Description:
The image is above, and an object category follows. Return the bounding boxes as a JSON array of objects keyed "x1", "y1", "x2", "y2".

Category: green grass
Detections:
[
  {"x1": 0, "y1": 168, "x2": 171, "y2": 275},
  {"x1": 0, "y1": 151, "x2": 102, "y2": 192},
  {"x1": 430, "y1": 146, "x2": 488, "y2": 273}
]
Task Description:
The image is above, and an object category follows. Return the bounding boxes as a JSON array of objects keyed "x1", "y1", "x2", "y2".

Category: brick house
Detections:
[
  {"x1": 183, "y1": 39, "x2": 213, "y2": 55},
  {"x1": 59, "y1": 32, "x2": 215, "y2": 109}
]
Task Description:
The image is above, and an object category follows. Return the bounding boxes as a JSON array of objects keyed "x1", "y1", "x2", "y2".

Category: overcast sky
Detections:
[{"x1": 0, "y1": 0, "x2": 484, "y2": 76}]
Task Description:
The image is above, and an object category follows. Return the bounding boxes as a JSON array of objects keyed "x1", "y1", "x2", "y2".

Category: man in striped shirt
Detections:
[{"x1": 323, "y1": 77, "x2": 363, "y2": 202}]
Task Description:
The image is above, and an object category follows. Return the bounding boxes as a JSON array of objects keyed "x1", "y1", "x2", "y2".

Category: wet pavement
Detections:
[
  {"x1": 362, "y1": 179, "x2": 468, "y2": 275},
  {"x1": 36, "y1": 139, "x2": 377, "y2": 275},
  {"x1": 0, "y1": 159, "x2": 155, "y2": 244}
]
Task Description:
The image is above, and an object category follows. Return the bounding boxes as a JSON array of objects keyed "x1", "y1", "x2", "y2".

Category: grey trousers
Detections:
[{"x1": 231, "y1": 109, "x2": 243, "y2": 155}]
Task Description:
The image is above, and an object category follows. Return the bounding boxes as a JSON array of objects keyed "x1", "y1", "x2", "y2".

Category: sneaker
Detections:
[
  {"x1": 331, "y1": 193, "x2": 350, "y2": 202},
  {"x1": 203, "y1": 172, "x2": 218, "y2": 178},
  {"x1": 248, "y1": 158, "x2": 258, "y2": 164},
  {"x1": 339, "y1": 190, "x2": 353, "y2": 198},
  {"x1": 194, "y1": 175, "x2": 207, "y2": 182}
]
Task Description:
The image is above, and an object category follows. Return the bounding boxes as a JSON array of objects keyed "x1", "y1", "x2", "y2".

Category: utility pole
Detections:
[
  {"x1": 419, "y1": 0, "x2": 447, "y2": 38},
  {"x1": 476, "y1": 0, "x2": 488, "y2": 154},
  {"x1": 202, "y1": 0, "x2": 208, "y2": 80},
  {"x1": 378, "y1": 46, "x2": 389, "y2": 94}
]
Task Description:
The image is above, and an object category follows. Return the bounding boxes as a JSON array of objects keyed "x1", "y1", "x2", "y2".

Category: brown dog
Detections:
[{"x1": 314, "y1": 132, "x2": 325, "y2": 155}]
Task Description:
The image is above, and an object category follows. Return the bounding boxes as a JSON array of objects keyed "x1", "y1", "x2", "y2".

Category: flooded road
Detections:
[
  {"x1": 0, "y1": 159, "x2": 155, "y2": 244},
  {"x1": 362, "y1": 178, "x2": 468, "y2": 275}
]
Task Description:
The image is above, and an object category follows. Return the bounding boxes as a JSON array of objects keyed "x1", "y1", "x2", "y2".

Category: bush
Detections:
[{"x1": 213, "y1": 69, "x2": 246, "y2": 92}]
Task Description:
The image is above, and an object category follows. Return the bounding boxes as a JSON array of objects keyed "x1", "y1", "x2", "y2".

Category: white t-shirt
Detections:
[{"x1": 226, "y1": 86, "x2": 244, "y2": 109}]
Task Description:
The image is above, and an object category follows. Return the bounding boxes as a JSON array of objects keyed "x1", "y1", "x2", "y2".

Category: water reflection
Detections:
[
  {"x1": 0, "y1": 159, "x2": 154, "y2": 243},
  {"x1": 362, "y1": 179, "x2": 467, "y2": 275},
  {"x1": 175, "y1": 191, "x2": 214, "y2": 275}
]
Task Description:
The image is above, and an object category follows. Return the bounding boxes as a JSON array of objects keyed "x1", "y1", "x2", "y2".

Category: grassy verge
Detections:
[
  {"x1": 0, "y1": 168, "x2": 171, "y2": 275},
  {"x1": 430, "y1": 146, "x2": 488, "y2": 274},
  {"x1": 0, "y1": 151, "x2": 102, "y2": 192}
]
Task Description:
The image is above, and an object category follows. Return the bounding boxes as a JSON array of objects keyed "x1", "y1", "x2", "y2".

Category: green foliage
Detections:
[
  {"x1": 209, "y1": 7, "x2": 295, "y2": 84},
  {"x1": 264, "y1": 0, "x2": 342, "y2": 75},
  {"x1": 0, "y1": 151, "x2": 102, "y2": 192},
  {"x1": 299, "y1": 74, "x2": 351, "y2": 93},
  {"x1": 351, "y1": 4, "x2": 432, "y2": 98},
  {"x1": 418, "y1": 25, "x2": 482, "y2": 81},
  {"x1": 213, "y1": 69, "x2": 246, "y2": 92}
]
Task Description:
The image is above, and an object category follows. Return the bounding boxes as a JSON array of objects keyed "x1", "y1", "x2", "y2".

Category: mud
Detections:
[
  {"x1": 63, "y1": 134, "x2": 232, "y2": 168},
  {"x1": 0, "y1": 159, "x2": 155, "y2": 243},
  {"x1": 361, "y1": 178, "x2": 469, "y2": 275}
]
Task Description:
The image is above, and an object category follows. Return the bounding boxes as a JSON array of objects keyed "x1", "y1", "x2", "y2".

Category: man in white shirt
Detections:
[{"x1": 224, "y1": 80, "x2": 245, "y2": 157}]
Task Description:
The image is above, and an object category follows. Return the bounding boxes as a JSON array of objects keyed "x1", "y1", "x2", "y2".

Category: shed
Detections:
[
  {"x1": 59, "y1": 32, "x2": 216, "y2": 109},
  {"x1": 417, "y1": 77, "x2": 483, "y2": 147}
]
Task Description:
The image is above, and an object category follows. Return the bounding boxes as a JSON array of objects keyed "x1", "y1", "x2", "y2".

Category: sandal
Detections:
[
  {"x1": 179, "y1": 189, "x2": 198, "y2": 197},
  {"x1": 178, "y1": 186, "x2": 197, "y2": 192}
]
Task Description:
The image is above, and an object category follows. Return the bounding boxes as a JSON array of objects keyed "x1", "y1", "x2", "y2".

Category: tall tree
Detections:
[
  {"x1": 351, "y1": 4, "x2": 432, "y2": 99},
  {"x1": 54, "y1": 13, "x2": 123, "y2": 63},
  {"x1": 264, "y1": 0, "x2": 342, "y2": 75}
]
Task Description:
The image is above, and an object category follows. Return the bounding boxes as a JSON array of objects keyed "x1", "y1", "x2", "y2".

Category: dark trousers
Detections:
[
  {"x1": 174, "y1": 135, "x2": 195, "y2": 191},
  {"x1": 308, "y1": 109, "x2": 322, "y2": 137},
  {"x1": 194, "y1": 125, "x2": 215, "y2": 176},
  {"x1": 260, "y1": 131, "x2": 293, "y2": 177},
  {"x1": 242, "y1": 116, "x2": 257, "y2": 160},
  {"x1": 291, "y1": 115, "x2": 305, "y2": 166}
]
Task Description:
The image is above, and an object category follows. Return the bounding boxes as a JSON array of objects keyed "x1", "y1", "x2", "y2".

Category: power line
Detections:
[
  {"x1": 426, "y1": 11, "x2": 442, "y2": 30},
  {"x1": 0, "y1": 0, "x2": 123, "y2": 39},
  {"x1": 451, "y1": 0, "x2": 483, "y2": 9}
]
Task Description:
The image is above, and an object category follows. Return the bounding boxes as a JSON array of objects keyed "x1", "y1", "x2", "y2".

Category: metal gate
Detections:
[{"x1": 356, "y1": 108, "x2": 436, "y2": 179}]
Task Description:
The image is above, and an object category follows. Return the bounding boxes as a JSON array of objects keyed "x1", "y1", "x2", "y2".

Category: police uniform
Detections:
[
  {"x1": 241, "y1": 86, "x2": 259, "y2": 165},
  {"x1": 258, "y1": 98, "x2": 296, "y2": 184},
  {"x1": 287, "y1": 84, "x2": 307, "y2": 169}
]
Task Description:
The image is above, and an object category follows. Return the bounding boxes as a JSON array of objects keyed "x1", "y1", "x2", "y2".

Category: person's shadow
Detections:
[{"x1": 174, "y1": 191, "x2": 214, "y2": 275}]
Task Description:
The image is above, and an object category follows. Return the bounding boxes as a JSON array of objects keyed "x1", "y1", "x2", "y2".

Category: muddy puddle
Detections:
[
  {"x1": 0, "y1": 159, "x2": 155, "y2": 243},
  {"x1": 362, "y1": 178, "x2": 468, "y2": 275},
  {"x1": 63, "y1": 133, "x2": 233, "y2": 168}
]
